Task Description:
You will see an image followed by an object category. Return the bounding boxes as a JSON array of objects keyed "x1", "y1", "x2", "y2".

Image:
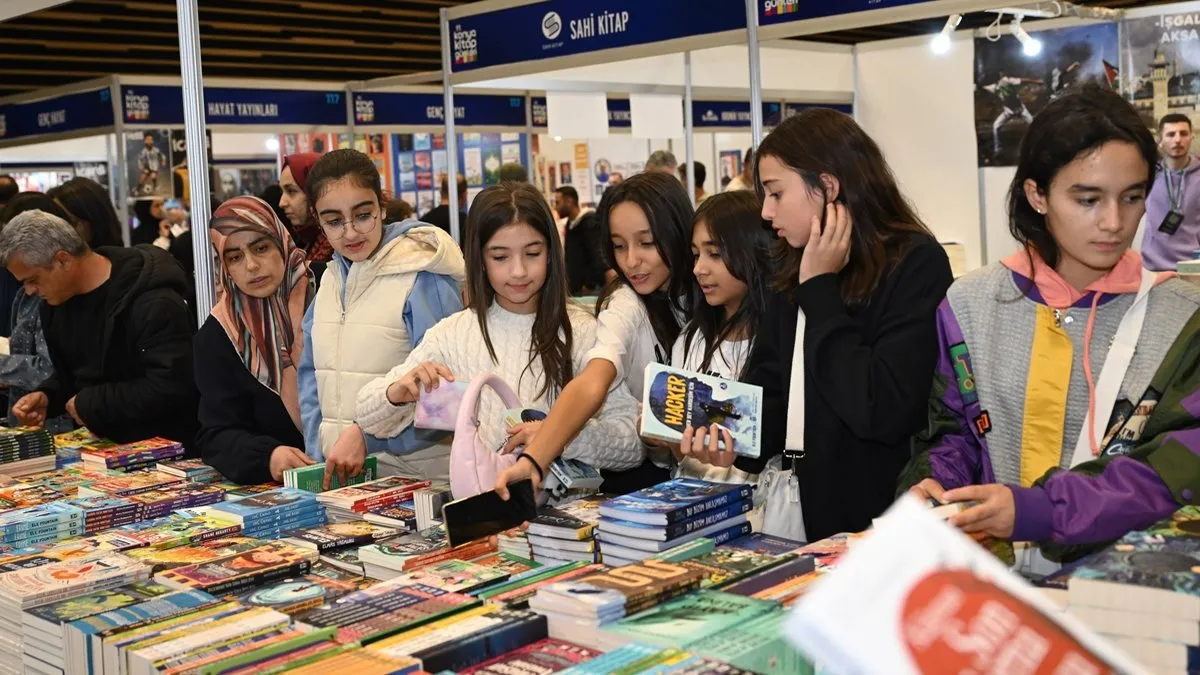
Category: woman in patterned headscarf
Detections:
[{"x1": 194, "y1": 195, "x2": 316, "y2": 484}]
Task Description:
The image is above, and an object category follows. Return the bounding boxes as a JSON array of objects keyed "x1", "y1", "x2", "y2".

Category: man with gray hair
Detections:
[
  {"x1": 644, "y1": 150, "x2": 679, "y2": 176},
  {"x1": 0, "y1": 210, "x2": 198, "y2": 450}
]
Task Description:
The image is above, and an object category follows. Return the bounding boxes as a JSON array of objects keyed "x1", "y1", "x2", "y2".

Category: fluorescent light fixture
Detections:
[
  {"x1": 265, "y1": 136, "x2": 280, "y2": 152},
  {"x1": 1010, "y1": 16, "x2": 1042, "y2": 57},
  {"x1": 931, "y1": 14, "x2": 962, "y2": 54}
]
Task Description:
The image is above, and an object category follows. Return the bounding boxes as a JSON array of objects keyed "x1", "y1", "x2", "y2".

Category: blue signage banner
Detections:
[
  {"x1": 122, "y1": 85, "x2": 346, "y2": 126},
  {"x1": 759, "y1": 0, "x2": 936, "y2": 27},
  {"x1": 450, "y1": 0, "x2": 745, "y2": 74},
  {"x1": 693, "y1": 101, "x2": 784, "y2": 128},
  {"x1": 354, "y1": 92, "x2": 526, "y2": 127},
  {"x1": 529, "y1": 96, "x2": 631, "y2": 129},
  {"x1": 0, "y1": 89, "x2": 114, "y2": 141}
]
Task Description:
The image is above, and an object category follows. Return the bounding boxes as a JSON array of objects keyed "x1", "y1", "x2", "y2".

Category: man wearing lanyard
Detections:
[{"x1": 1143, "y1": 113, "x2": 1200, "y2": 271}]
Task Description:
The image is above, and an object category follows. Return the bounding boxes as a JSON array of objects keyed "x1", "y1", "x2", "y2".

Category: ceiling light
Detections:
[
  {"x1": 931, "y1": 14, "x2": 962, "y2": 54},
  {"x1": 553, "y1": 135, "x2": 563, "y2": 142},
  {"x1": 1010, "y1": 16, "x2": 1042, "y2": 57},
  {"x1": 265, "y1": 136, "x2": 280, "y2": 152}
]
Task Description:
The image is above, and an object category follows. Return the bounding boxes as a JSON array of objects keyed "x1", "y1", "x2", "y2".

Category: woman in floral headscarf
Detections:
[{"x1": 194, "y1": 196, "x2": 316, "y2": 484}]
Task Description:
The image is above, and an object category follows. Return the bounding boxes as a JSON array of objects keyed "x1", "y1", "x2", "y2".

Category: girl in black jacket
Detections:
[
  {"x1": 194, "y1": 196, "x2": 316, "y2": 484},
  {"x1": 681, "y1": 109, "x2": 953, "y2": 542}
]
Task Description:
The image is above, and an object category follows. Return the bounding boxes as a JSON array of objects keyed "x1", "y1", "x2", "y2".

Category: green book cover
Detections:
[
  {"x1": 477, "y1": 561, "x2": 587, "y2": 601},
  {"x1": 687, "y1": 609, "x2": 814, "y2": 675},
  {"x1": 602, "y1": 590, "x2": 777, "y2": 647},
  {"x1": 197, "y1": 626, "x2": 339, "y2": 675},
  {"x1": 285, "y1": 456, "x2": 377, "y2": 493},
  {"x1": 652, "y1": 536, "x2": 715, "y2": 562}
]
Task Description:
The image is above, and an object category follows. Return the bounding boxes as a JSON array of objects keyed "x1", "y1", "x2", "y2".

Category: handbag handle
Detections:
[{"x1": 453, "y1": 372, "x2": 522, "y2": 437}]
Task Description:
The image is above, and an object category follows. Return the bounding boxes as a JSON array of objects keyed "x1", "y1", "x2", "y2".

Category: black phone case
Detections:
[{"x1": 442, "y1": 479, "x2": 538, "y2": 548}]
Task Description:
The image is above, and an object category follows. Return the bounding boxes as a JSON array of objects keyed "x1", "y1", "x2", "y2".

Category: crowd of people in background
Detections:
[{"x1": 0, "y1": 85, "x2": 1196, "y2": 573}]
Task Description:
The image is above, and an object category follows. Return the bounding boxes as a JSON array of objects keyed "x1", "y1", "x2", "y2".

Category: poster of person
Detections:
[
  {"x1": 235, "y1": 169, "x2": 276, "y2": 198},
  {"x1": 1122, "y1": 10, "x2": 1200, "y2": 151},
  {"x1": 217, "y1": 169, "x2": 241, "y2": 201},
  {"x1": 719, "y1": 150, "x2": 741, "y2": 191},
  {"x1": 975, "y1": 23, "x2": 1119, "y2": 166},
  {"x1": 127, "y1": 129, "x2": 171, "y2": 200}
]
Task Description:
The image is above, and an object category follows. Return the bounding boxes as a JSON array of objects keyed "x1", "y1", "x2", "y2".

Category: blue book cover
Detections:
[
  {"x1": 209, "y1": 488, "x2": 317, "y2": 522},
  {"x1": 65, "y1": 589, "x2": 216, "y2": 675},
  {"x1": 600, "y1": 520, "x2": 752, "y2": 557},
  {"x1": 640, "y1": 364, "x2": 762, "y2": 458},
  {"x1": 598, "y1": 500, "x2": 752, "y2": 542},
  {"x1": 599, "y1": 479, "x2": 753, "y2": 526}
]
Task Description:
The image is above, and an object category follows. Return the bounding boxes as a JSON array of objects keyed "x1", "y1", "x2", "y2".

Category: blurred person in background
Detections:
[
  {"x1": 0, "y1": 176, "x2": 17, "y2": 211},
  {"x1": 644, "y1": 150, "x2": 679, "y2": 176},
  {"x1": 498, "y1": 163, "x2": 528, "y2": 183},
  {"x1": 678, "y1": 161, "x2": 709, "y2": 204},
  {"x1": 422, "y1": 173, "x2": 469, "y2": 245},
  {"x1": 385, "y1": 198, "x2": 414, "y2": 223},
  {"x1": 724, "y1": 148, "x2": 755, "y2": 192},
  {"x1": 131, "y1": 199, "x2": 167, "y2": 247},
  {"x1": 47, "y1": 177, "x2": 125, "y2": 248},
  {"x1": 279, "y1": 153, "x2": 333, "y2": 286}
]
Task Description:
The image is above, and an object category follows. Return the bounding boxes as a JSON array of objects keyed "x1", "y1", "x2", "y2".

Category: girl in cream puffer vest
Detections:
[{"x1": 297, "y1": 150, "x2": 465, "y2": 485}]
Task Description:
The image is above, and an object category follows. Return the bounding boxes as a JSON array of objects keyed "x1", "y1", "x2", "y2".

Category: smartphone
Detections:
[{"x1": 442, "y1": 479, "x2": 537, "y2": 548}]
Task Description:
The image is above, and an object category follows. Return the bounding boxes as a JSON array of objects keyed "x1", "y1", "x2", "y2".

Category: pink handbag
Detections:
[{"x1": 449, "y1": 372, "x2": 522, "y2": 499}]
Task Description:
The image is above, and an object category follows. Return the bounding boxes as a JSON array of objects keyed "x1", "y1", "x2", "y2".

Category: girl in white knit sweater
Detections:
[{"x1": 355, "y1": 183, "x2": 644, "y2": 491}]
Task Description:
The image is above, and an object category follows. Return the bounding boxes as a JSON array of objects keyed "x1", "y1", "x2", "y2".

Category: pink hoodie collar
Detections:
[{"x1": 1001, "y1": 248, "x2": 1150, "y2": 309}]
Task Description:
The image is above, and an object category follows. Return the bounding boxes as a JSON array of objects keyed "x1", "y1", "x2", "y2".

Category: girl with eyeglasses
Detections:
[{"x1": 296, "y1": 149, "x2": 466, "y2": 488}]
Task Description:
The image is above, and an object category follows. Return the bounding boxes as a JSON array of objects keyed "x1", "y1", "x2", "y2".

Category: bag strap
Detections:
[
  {"x1": 453, "y1": 372, "x2": 522, "y2": 438},
  {"x1": 785, "y1": 309, "x2": 807, "y2": 454},
  {"x1": 1068, "y1": 268, "x2": 1156, "y2": 467}
]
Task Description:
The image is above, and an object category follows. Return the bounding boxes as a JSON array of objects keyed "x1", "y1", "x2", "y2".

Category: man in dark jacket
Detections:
[
  {"x1": 554, "y1": 186, "x2": 608, "y2": 296},
  {"x1": 421, "y1": 173, "x2": 468, "y2": 245},
  {"x1": 0, "y1": 209, "x2": 199, "y2": 451}
]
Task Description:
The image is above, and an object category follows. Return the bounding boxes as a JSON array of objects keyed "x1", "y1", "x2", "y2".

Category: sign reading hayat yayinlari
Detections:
[{"x1": 449, "y1": 0, "x2": 745, "y2": 73}]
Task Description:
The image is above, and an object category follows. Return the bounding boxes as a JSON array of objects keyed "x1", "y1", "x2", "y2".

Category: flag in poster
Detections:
[
  {"x1": 1122, "y1": 10, "x2": 1200, "y2": 151},
  {"x1": 974, "y1": 23, "x2": 1119, "y2": 167}
]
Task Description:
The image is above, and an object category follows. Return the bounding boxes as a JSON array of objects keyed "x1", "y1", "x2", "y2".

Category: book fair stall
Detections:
[{"x1": 0, "y1": 0, "x2": 1198, "y2": 673}]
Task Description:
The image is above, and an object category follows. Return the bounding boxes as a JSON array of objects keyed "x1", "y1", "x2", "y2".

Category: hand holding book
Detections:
[
  {"x1": 270, "y1": 446, "x2": 315, "y2": 482},
  {"x1": 942, "y1": 483, "x2": 1015, "y2": 539},
  {"x1": 385, "y1": 360, "x2": 456, "y2": 406},
  {"x1": 323, "y1": 424, "x2": 367, "y2": 490},
  {"x1": 678, "y1": 423, "x2": 736, "y2": 469}
]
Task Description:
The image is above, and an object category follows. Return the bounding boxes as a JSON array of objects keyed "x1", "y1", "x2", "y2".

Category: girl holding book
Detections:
[
  {"x1": 668, "y1": 191, "x2": 774, "y2": 490},
  {"x1": 194, "y1": 196, "x2": 315, "y2": 484},
  {"x1": 493, "y1": 171, "x2": 696, "y2": 498},
  {"x1": 736, "y1": 108, "x2": 953, "y2": 542},
  {"x1": 296, "y1": 149, "x2": 465, "y2": 489},
  {"x1": 901, "y1": 86, "x2": 1200, "y2": 559},
  {"x1": 355, "y1": 182, "x2": 643, "y2": 491}
]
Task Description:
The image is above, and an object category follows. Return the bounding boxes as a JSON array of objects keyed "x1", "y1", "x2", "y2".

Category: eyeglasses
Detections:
[{"x1": 320, "y1": 210, "x2": 379, "y2": 238}]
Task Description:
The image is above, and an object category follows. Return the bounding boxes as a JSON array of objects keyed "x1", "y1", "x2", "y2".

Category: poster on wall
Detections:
[
  {"x1": 127, "y1": 129, "x2": 172, "y2": 200},
  {"x1": 364, "y1": 134, "x2": 393, "y2": 194},
  {"x1": 1122, "y1": 10, "x2": 1200, "y2": 150},
  {"x1": 482, "y1": 135, "x2": 503, "y2": 185},
  {"x1": 239, "y1": 169, "x2": 276, "y2": 197},
  {"x1": 414, "y1": 151, "x2": 433, "y2": 190},
  {"x1": 974, "y1": 23, "x2": 1119, "y2": 166},
  {"x1": 217, "y1": 169, "x2": 241, "y2": 201},
  {"x1": 559, "y1": 162, "x2": 572, "y2": 186},
  {"x1": 718, "y1": 150, "x2": 742, "y2": 191},
  {"x1": 463, "y1": 147, "x2": 484, "y2": 188},
  {"x1": 396, "y1": 152, "x2": 416, "y2": 192},
  {"x1": 73, "y1": 162, "x2": 110, "y2": 190},
  {"x1": 573, "y1": 144, "x2": 592, "y2": 205}
]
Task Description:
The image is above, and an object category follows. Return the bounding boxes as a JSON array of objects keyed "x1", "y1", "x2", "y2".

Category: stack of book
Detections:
[
  {"x1": 413, "y1": 483, "x2": 452, "y2": 529},
  {"x1": 154, "y1": 541, "x2": 318, "y2": 596},
  {"x1": 0, "y1": 427, "x2": 57, "y2": 476},
  {"x1": 525, "y1": 496, "x2": 605, "y2": 566},
  {"x1": 63, "y1": 496, "x2": 140, "y2": 534},
  {"x1": 79, "y1": 438, "x2": 184, "y2": 473},
  {"x1": 364, "y1": 604, "x2": 548, "y2": 672},
  {"x1": 358, "y1": 526, "x2": 496, "y2": 580},
  {"x1": 154, "y1": 459, "x2": 220, "y2": 484},
  {"x1": 61, "y1": 588, "x2": 217, "y2": 675},
  {"x1": 0, "y1": 553, "x2": 150, "y2": 675},
  {"x1": 477, "y1": 562, "x2": 603, "y2": 610},
  {"x1": 116, "y1": 603, "x2": 295, "y2": 675},
  {"x1": 363, "y1": 499, "x2": 418, "y2": 532},
  {"x1": 282, "y1": 456, "x2": 378, "y2": 493},
  {"x1": 459, "y1": 638, "x2": 601, "y2": 674},
  {"x1": 19, "y1": 579, "x2": 174, "y2": 674},
  {"x1": 529, "y1": 558, "x2": 706, "y2": 647},
  {"x1": 283, "y1": 521, "x2": 402, "y2": 555},
  {"x1": 0, "y1": 467, "x2": 121, "y2": 500},
  {"x1": 208, "y1": 487, "x2": 326, "y2": 538},
  {"x1": 108, "y1": 508, "x2": 243, "y2": 550},
  {"x1": 75, "y1": 473, "x2": 183, "y2": 498},
  {"x1": 596, "y1": 479, "x2": 753, "y2": 566},
  {"x1": 297, "y1": 581, "x2": 476, "y2": 645},
  {"x1": 0, "y1": 483, "x2": 68, "y2": 509},
  {"x1": 315, "y1": 475, "x2": 431, "y2": 523},
  {"x1": 1062, "y1": 506, "x2": 1200, "y2": 673},
  {"x1": 0, "y1": 502, "x2": 85, "y2": 549},
  {"x1": 52, "y1": 428, "x2": 112, "y2": 468},
  {"x1": 123, "y1": 483, "x2": 227, "y2": 520}
]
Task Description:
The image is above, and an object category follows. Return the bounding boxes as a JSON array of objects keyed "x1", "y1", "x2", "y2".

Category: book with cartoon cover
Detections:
[
  {"x1": 640, "y1": 363, "x2": 761, "y2": 458},
  {"x1": 124, "y1": 537, "x2": 262, "y2": 572},
  {"x1": 0, "y1": 553, "x2": 150, "y2": 608},
  {"x1": 23, "y1": 579, "x2": 172, "y2": 630},
  {"x1": 598, "y1": 479, "x2": 752, "y2": 526},
  {"x1": 113, "y1": 510, "x2": 243, "y2": 549},
  {"x1": 383, "y1": 558, "x2": 510, "y2": 594},
  {"x1": 207, "y1": 487, "x2": 316, "y2": 523},
  {"x1": 154, "y1": 543, "x2": 317, "y2": 595},
  {"x1": 76, "y1": 473, "x2": 184, "y2": 498},
  {"x1": 237, "y1": 573, "x2": 362, "y2": 615}
]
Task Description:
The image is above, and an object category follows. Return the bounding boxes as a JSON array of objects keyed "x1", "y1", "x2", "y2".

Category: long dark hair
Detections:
[
  {"x1": 0, "y1": 192, "x2": 70, "y2": 229},
  {"x1": 756, "y1": 108, "x2": 930, "y2": 305},
  {"x1": 464, "y1": 182, "x2": 573, "y2": 400},
  {"x1": 596, "y1": 172, "x2": 694, "y2": 351},
  {"x1": 304, "y1": 149, "x2": 384, "y2": 208},
  {"x1": 683, "y1": 191, "x2": 774, "y2": 375},
  {"x1": 1008, "y1": 84, "x2": 1157, "y2": 268},
  {"x1": 46, "y1": 178, "x2": 124, "y2": 247}
]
